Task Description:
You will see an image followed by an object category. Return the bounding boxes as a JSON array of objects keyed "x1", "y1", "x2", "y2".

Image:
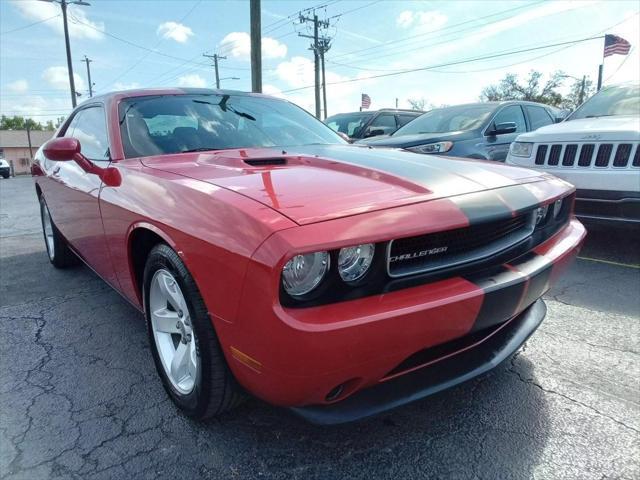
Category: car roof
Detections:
[
  {"x1": 326, "y1": 109, "x2": 422, "y2": 117},
  {"x1": 79, "y1": 87, "x2": 277, "y2": 106}
]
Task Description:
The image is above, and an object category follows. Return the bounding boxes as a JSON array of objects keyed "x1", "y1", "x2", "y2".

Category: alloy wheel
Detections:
[
  {"x1": 149, "y1": 269, "x2": 199, "y2": 394},
  {"x1": 41, "y1": 201, "x2": 55, "y2": 261}
]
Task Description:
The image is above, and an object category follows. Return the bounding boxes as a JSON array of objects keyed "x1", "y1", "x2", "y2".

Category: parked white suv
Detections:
[{"x1": 507, "y1": 84, "x2": 639, "y2": 225}]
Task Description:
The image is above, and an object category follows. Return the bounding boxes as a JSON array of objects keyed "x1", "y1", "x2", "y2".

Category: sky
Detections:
[{"x1": 0, "y1": 0, "x2": 638, "y2": 122}]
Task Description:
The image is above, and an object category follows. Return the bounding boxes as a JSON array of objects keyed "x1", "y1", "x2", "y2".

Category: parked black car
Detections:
[
  {"x1": 357, "y1": 101, "x2": 563, "y2": 161},
  {"x1": 324, "y1": 108, "x2": 423, "y2": 142}
]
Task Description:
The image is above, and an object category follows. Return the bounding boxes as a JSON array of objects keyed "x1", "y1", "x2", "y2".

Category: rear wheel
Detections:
[
  {"x1": 144, "y1": 244, "x2": 243, "y2": 419},
  {"x1": 39, "y1": 196, "x2": 78, "y2": 268}
]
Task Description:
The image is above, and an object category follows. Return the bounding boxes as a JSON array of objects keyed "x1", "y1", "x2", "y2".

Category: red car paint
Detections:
[{"x1": 34, "y1": 89, "x2": 585, "y2": 412}]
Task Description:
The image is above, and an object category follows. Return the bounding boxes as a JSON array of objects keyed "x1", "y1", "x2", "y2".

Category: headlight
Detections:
[
  {"x1": 282, "y1": 251, "x2": 329, "y2": 296},
  {"x1": 510, "y1": 142, "x2": 533, "y2": 157},
  {"x1": 406, "y1": 141, "x2": 453, "y2": 154},
  {"x1": 338, "y1": 244, "x2": 375, "y2": 282}
]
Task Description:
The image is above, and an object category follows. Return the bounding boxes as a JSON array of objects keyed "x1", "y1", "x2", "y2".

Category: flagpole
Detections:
[{"x1": 597, "y1": 36, "x2": 605, "y2": 91}]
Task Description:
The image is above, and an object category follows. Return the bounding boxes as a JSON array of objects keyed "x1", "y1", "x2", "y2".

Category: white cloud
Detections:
[
  {"x1": 396, "y1": 10, "x2": 447, "y2": 31},
  {"x1": 12, "y1": 0, "x2": 104, "y2": 40},
  {"x1": 396, "y1": 11, "x2": 414, "y2": 28},
  {"x1": 42, "y1": 66, "x2": 85, "y2": 92},
  {"x1": 7, "y1": 80, "x2": 29, "y2": 93},
  {"x1": 157, "y1": 21, "x2": 194, "y2": 43},
  {"x1": 219, "y1": 32, "x2": 287, "y2": 60},
  {"x1": 177, "y1": 74, "x2": 207, "y2": 88}
]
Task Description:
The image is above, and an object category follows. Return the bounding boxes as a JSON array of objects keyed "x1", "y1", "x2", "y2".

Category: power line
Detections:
[
  {"x1": 100, "y1": 0, "x2": 202, "y2": 90},
  {"x1": 0, "y1": 15, "x2": 60, "y2": 35},
  {"x1": 279, "y1": 35, "x2": 607, "y2": 94},
  {"x1": 328, "y1": 1, "x2": 543, "y2": 63},
  {"x1": 327, "y1": 0, "x2": 381, "y2": 20}
]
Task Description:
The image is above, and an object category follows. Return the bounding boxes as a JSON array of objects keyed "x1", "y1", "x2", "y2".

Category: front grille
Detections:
[
  {"x1": 578, "y1": 144, "x2": 594, "y2": 166},
  {"x1": 595, "y1": 144, "x2": 613, "y2": 167},
  {"x1": 387, "y1": 213, "x2": 534, "y2": 278},
  {"x1": 535, "y1": 145, "x2": 547, "y2": 165},
  {"x1": 533, "y1": 142, "x2": 639, "y2": 168},
  {"x1": 548, "y1": 145, "x2": 562, "y2": 165},
  {"x1": 562, "y1": 144, "x2": 578, "y2": 166},
  {"x1": 613, "y1": 144, "x2": 632, "y2": 167}
]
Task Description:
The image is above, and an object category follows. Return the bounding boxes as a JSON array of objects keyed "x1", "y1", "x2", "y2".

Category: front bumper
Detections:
[
  {"x1": 293, "y1": 299, "x2": 546, "y2": 424},
  {"x1": 574, "y1": 189, "x2": 640, "y2": 224},
  {"x1": 218, "y1": 219, "x2": 585, "y2": 411}
]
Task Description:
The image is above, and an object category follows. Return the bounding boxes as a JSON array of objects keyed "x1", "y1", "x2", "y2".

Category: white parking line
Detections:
[{"x1": 577, "y1": 256, "x2": 640, "y2": 269}]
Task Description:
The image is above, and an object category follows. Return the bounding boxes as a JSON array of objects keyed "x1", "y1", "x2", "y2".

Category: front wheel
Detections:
[
  {"x1": 143, "y1": 244, "x2": 243, "y2": 419},
  {"x1": 39, "y1": 196, "x2": 78, "y2": 268}
]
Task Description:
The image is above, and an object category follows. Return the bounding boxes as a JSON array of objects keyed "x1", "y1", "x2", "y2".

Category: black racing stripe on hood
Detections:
[
  {"x1": 495, "y1": 184, "x2": 543, "y2": 215},
  {"x1": 449, "y1": 190, "x2": 513, "y2": 224},
  {"x1": 290, "y1": 144, "x2": 485, "y2": 193}
]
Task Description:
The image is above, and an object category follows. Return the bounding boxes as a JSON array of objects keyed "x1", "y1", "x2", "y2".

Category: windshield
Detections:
[
  {"x1": 118, "y1": 94, "x2": 344, "y2": 158},
  {"x1": 568, "y1": 85, "x2": 640, "y2": 120},
  {"x1": 393, "y1": 104, "x2": 495, "y2": 135},
  {"x1": 324, "y1": 112, "x2": 374, "y2": 138}
]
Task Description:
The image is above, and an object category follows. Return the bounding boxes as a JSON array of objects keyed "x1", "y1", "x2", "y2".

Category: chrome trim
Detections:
[{"x1": 386, "y1": 211, "x2": 536, "y2": 278}]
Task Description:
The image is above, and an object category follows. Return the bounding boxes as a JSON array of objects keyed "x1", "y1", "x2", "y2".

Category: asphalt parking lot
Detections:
[{"x1": 1, "y1": 175, "x2": 638, "y2": 480}]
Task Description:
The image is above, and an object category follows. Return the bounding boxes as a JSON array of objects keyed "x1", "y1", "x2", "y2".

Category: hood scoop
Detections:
[{"x1": 243, "y1": 157, "x2": 287, "y2": 167}]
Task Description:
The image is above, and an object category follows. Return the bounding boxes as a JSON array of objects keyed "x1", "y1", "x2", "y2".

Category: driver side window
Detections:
[
  {"x1": 70, "y1": 106, "x2": 110, "y2": 161},
  {"x1": 492, "y1": 105, "x2": 526, "y2": 134}
]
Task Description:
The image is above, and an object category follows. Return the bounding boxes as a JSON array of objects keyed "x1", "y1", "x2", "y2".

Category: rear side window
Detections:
[
  {"x1": 492, "y1": 105, "x2": 526, "y2": 133},
  {"x1": 526, "y1": 106, "x2": 554, "y2": 130},
  {"x1": 397, "y1": 114, "x2": 418, "y2": 127},
  {"x1": 71, "y1": 106, "x2": 110, "y2": 161}
]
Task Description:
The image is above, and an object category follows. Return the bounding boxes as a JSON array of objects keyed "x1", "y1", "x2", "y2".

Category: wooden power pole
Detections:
[
  {"x1": 203, "y1": 53, "x2": 226, "y2": 89},
  {"x1": 250, "y1": 0, "x2": 262, "y2": 93}
]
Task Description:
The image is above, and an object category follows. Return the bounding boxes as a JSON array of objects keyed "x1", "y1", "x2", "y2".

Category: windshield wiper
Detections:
[
  {"x1": 194, "y1": 97, "x2": 256, "y2": 121},
  {"x1": 585, "y1": 114, "x2": 615, "y2": 118},
  {"x1": 181, "y1": 147, "x2": 221, "y2": 153}
]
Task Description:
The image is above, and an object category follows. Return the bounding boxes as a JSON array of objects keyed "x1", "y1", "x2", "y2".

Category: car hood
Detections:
[
  {"x1": 358, "y1": 130, "x2": 476, "y2": 148},
  {"x1": 516, "y1": 115, "x2": 640, "y2": 142},
  {"x1": 142, "y1": 144, "x2": 549, "y2": 225}
]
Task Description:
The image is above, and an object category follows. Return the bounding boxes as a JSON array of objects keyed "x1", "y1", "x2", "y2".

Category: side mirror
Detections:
[
  {"x1": 487, "y1": 122, "x2": 517, "y2": 136},
  {"x1": 365, "y1": 128, "x2": 385, "y2": 138},
  {"x1": 554, "y1": 110, "x2": 571, "y2": 123},
  {"x1": 43, "y1": 137, "x2": 80, "y2": 161}
]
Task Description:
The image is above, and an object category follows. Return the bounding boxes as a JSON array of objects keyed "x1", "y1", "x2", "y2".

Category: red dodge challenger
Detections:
[{"x1": 33, "y1": 89, "x2": 585, "y2": 424}]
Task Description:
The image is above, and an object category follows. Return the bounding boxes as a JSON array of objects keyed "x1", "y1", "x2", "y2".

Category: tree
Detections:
[
  {"x1": 0, "y1": 115, "x2": 58, "y2": 131},
  {"x1": 407, "y1": 97, "x2": 432, "y2": 111},
  {"x1": 561, "y1": 76, "x2": 595, "y2": 110},
  {"x1": 480, "y1": 70, "x2": 565, "y2": 107}
]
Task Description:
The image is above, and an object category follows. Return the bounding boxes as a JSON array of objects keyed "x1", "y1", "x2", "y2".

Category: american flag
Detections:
[
  {"x1": 604, "y1": 34, "x2": 631, "y2": 57},
  {"x1": 361, "y1": 93, "x2": 371, "y2": 109}
]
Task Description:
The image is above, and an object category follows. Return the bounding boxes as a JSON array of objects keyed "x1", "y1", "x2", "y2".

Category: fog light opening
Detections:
[
  {"x1": 324, "y1": 378, "x2": 362, "y2": 403},
  {"x1": 325, "y1": 384, "x2": 345, "y2": 402}
]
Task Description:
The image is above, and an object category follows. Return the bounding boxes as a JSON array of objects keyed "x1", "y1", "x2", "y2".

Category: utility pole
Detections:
[
  {"x1": 319, "y1": 38, "x2": 330, "y2": 119},
  {"x1": 82, "y1": 55, "x2": 93, "y2": 97},
  {"x1": 41, "y1": 0, "x2": 91, "y2": 108},
  {"x1": 203, "y1": 53, "x2": 226, "y2": 89},
  {"x1": 26, "y1": 124, "x2": 34, "y2": 160},
  {"x1": 250, "y1": 0, "x2": 262, "y2": 93},
  {"x1": 299, "y1": 12, "x2": 330, "y2": 119}
]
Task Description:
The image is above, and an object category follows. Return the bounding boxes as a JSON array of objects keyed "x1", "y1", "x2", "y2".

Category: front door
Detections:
[
  {"x1": 42, "y1": 105, "x2": 119, "y2": 288},
  {"x1": 483, "y1": 105, "x2": 527, "y2": 161}
]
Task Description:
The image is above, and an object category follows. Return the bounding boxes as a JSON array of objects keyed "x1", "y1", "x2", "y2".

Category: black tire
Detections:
[
  {"x1": 39, "y1": 196, "x2": 78, "y2": 268},
  {"x1": 143, "y1": 243, "x2": 244, "y2": 419},
  {"x1": 1, "y1": 173, "x2": 9, "y2": 179}
]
